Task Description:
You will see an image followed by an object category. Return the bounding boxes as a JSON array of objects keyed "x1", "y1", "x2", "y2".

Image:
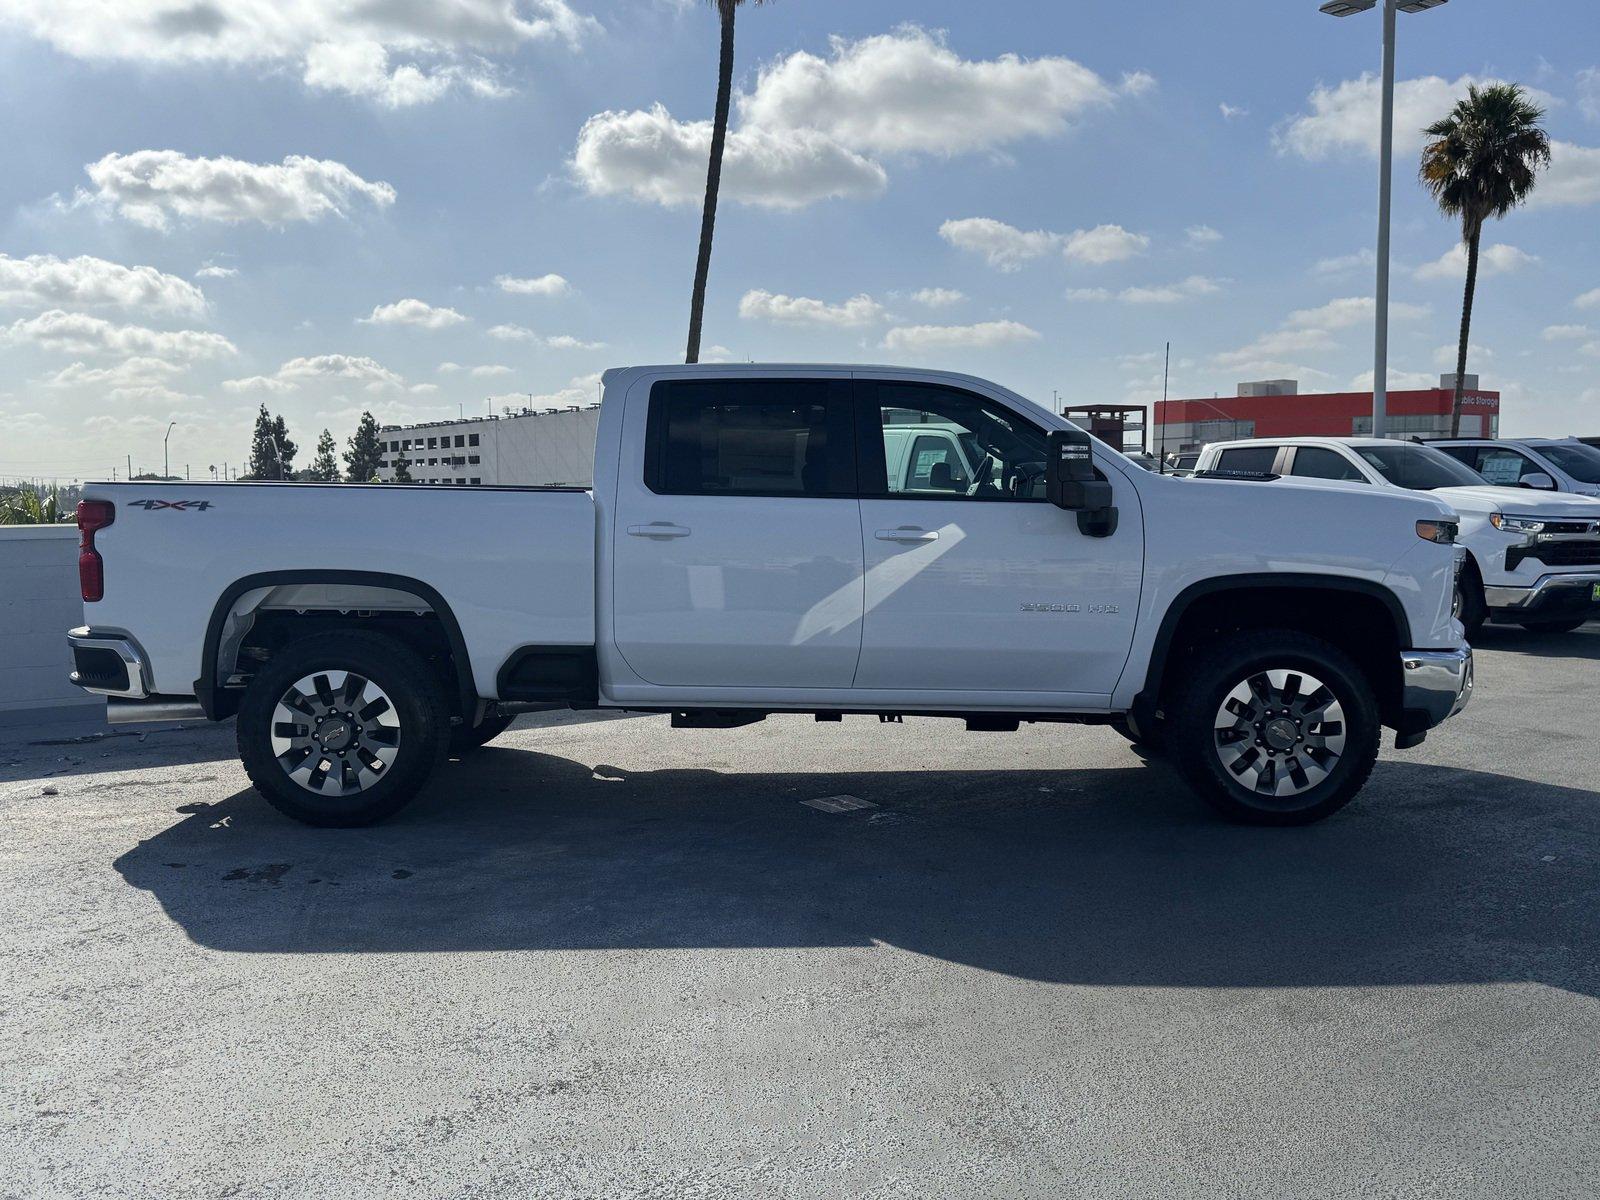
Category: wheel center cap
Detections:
[
  {"x1": 319, "y1": 718, "x2": 354, "y2": 751},
  {"x1": 1264, "y1": 717, "x2": 1298, "y2": 751}
]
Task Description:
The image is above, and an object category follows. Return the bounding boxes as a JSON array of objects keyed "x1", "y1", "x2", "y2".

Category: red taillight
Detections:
[{"x1": 77, "y1": 500, "x2": 114, "y2": 602}]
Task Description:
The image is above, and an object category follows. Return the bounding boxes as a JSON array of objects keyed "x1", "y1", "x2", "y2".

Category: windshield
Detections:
[
  {"x1": 1537, "y1": 443, "x2": 1600, "y2": 485},
  {"x1": 1354, "y1": 444, "x2": 1487, "y2": 491}
]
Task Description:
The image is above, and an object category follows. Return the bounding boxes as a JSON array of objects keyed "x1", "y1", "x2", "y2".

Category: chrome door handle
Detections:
[
  {"x1": 627, "y1": 523, "x2": 691, "y2": 539},
  {"x1": 875, "y1": 528, "x2": 938, "y2": 542}
]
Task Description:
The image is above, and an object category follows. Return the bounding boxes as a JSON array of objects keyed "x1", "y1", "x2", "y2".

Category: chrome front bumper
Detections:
[
  {"x1": 1483, "y1": 572, "x2": 1600, "y2": 612},
  {"x1": 1400, "y1": 646, "x2": 1474, "y2": 730},
  {"x1": 67, "y1": 626, "x2": 150, "y2": 699}
]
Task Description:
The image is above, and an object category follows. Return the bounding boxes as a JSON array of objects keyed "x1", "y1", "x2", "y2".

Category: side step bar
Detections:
[{"x1": 107, "y1": 697, "x2": 209, "y2": 725}]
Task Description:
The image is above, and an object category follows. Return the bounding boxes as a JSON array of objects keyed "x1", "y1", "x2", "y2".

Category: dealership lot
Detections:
[{"x1": 3, "y1": 626, "x2": 1598, "y2": 1199}]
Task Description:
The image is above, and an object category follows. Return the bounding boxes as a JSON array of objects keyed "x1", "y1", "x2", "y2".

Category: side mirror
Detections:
[
  {"x1": 1521, "y1": 472, "x2": 1557, "y2": 491},
  {"x1": 1046, "y1": 428, "x2": 1118, "y2": 537}
]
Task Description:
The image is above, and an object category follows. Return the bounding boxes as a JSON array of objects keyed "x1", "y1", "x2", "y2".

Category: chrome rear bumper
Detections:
[{"x1": 67, "y1": 626, "x2": 150, "y2": 699}]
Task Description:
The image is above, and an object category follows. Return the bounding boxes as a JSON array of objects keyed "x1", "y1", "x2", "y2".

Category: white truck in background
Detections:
[
  {"x1": 1196, "y1": 436, "x2": 1600, "y2": 637},
  {"x1": 69, "y1": 365, "x2": 1471, "y2": 828}
]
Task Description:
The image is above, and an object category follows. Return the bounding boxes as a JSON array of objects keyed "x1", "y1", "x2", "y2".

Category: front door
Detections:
[
  {"x1": 853, "y1": 379, "x2": 1143, "y2": 698},
  {"x1": 610, "y1": 376, "x2": 864, "y2": 688}
]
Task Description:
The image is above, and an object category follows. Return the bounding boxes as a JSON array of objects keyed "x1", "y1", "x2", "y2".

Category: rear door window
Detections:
[
  {"x1": 1288, "y1": 447, "x2": 1364, "y2": 481},
  {"x1": 645, "y1": 379, "x2": 856, "y2": 497},
  {"x1": 1214, "y1": 446, "x2": 1279, "y2": 474}
]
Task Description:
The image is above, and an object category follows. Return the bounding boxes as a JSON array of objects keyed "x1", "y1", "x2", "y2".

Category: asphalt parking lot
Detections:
[{"x1": 3, "y1": 624, "x2": 1598, "y2": 1199}]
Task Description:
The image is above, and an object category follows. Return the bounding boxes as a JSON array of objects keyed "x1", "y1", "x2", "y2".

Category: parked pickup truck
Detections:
[
  {"x1": 1196, "y1": 436, "x2": 1600, "y2": 637},
  {"x1": 68, "y1": 365, "x2": 1472, "y2": 828}
]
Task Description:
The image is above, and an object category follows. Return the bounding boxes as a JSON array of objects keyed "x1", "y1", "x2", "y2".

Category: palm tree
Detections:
[
  {"x1": 0, "y1": 485, "x2": 69, "y2": 525},
  {"x1": 1419, "y1": 83, "x2": 1550, "y2": 436},
  {"x1": 685, "y1": 0, "x2": 767, "y2": 364}
]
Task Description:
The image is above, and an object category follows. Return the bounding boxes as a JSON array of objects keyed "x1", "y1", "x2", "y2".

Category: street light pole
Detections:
[
  {"x1": 164, "y1": 421, "x2": 176, "y2": 480},
  {"x1": 1320, "y1": 0, "x2": 1447, "y2": 439}
]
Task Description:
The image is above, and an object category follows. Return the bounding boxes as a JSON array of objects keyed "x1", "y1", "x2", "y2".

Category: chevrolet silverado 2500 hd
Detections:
[
  {"x1": 1196, "y1": 436, "x2": 1600, "y2": 636},
  {"x1": 67, "y1": 365, "x2": 1472, "y2": 827}
]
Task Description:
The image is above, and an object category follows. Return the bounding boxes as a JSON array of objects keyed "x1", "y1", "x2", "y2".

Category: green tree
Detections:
[
  {"x1": 1419, "y1": 83, "x2": 1551, "y2": 436},
  {"x1": 0, "y1": 485, "x2": 70, "y2": 525},
  {"x1": 246, "y1": 405, "x2": 298, "y2": 479},
  {"x1": 344, "y1": 411, "x2": 385, "y2": 482},
  {"x1": 308, "y1": 429, "x2": 340, "y2": 481},
  {"x1": 391, "y1": 452, "x2": 413, "y2": 483},
  {"x1": 684, "y1": 0, "x2": 768, "y2": 364}
]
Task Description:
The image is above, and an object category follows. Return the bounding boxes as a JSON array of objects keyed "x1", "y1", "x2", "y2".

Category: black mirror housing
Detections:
[{"x1": 1046, "y1": 428, "x2": 1119, "y2": 537}]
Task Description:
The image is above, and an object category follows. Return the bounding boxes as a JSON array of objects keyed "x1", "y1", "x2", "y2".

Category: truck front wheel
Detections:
[
  {"x1": 1170, "y1": 631, "x2": 1380, "y2": 826},
  {"x1": 237, "y1": 631, "x2": 449, "y2": 827}
]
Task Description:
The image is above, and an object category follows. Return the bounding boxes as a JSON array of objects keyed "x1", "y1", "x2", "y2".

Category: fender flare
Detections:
[
  {"x1": 1134, "y1": 573, "x2": 1414, "y2": 711},
  {"x1": 195, "y1": 569, "x2": 476, "y2": 720}
]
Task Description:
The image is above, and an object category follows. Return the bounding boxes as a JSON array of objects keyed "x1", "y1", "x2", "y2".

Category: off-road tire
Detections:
[
  {"x1": 1170, "y1": 630, "x2": 1380, "y2": 827},
  {"x1": 237, "y1": 630, "x2": 449, "y2": 827}
]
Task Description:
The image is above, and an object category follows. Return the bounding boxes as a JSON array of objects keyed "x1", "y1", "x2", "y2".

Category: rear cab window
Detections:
[{"x1": 1213, "y1": 445, "x2": 1280, "y2": 475}]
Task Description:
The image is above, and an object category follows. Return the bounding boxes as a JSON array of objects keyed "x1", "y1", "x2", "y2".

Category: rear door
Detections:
[
  {"x1": 852, "y1": 379, "x2": 1143, "y2": 698},
  {"x1": 610, "y1": 376, "x2": 864, "y2": 688}
]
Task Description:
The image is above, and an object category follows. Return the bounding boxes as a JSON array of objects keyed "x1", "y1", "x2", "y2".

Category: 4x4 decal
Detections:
[{"x1": 128, "y1": 499, "x2": 215, "y2": 511}]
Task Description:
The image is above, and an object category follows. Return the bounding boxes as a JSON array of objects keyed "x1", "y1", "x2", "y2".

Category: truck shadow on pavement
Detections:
[
  {"x1": 113, "y1": 750, "x2": 1599, "y2": 996},
  {"x1": 1473, "y1": 624, "x2": 1600, "y2": 660}
]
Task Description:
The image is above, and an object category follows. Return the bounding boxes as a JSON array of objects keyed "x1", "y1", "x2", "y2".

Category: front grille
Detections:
[{"x1": 1507, "y1": 541, "x2": 1600, "y2": 569}]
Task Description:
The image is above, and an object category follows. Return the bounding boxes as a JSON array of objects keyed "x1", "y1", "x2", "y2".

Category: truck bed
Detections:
[{"x1": 79, "y1": 481, "x2": 597, "y2": 704}]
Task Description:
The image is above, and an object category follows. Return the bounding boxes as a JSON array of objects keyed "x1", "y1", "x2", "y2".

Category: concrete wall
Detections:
[{"x1": 0, "y1": 525, "x2": 104, "y2": 735}]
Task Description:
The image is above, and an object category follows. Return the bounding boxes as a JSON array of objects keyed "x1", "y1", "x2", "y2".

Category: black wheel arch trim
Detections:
[
  {"x1": 196, "y1": 569, "x2": 477, "y2": 721},
  {"x1": 1133, "y1": 573, "x2": 1413, "y2": 719}
]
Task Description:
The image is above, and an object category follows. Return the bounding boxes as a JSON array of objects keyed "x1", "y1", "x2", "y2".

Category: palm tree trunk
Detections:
[
  {"x1": 1450, "y1": 226, "x2": 1481, "y2": 438},
  {"x1": 685, "y1": 1, "x2": 737, "y2": 365}
]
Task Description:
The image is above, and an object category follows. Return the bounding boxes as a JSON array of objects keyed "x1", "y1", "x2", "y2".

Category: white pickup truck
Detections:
[
  {"x1": 67, "y1": 365, "x2": 1472, "y2": 828},
  {"x1": 1196, "y1": 436, "x2": 1600, "y2": 637}
]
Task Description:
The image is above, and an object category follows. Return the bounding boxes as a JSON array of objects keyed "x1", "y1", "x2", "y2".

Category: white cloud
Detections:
[
  {"x1": 739, "y1": 289, "x2": 884, "y2": 328},
  {"x1": 1581, "y1": 68, "x2": 1600, "y2": 123},
  {"x1": 882, "y1": 320, "x2": 1040, "y2": 351},
  {"x1": 1312, "y1": 248, "x2": 1376, "y2": 277},
  {"x1": 1064, "y1": 287, "x2": 1113, "y2": 302},
  {"x1": 42, "y1": 357, "x2": 184, "y2": 389},
  {"x1": 543, "y1": 334, "x2": 603, "y2": 350},
  {"x1": 4, "y1": 309, "x2": 235, "y2": 360},
  {"x1": 1219, "y1": 102, "x2": 1248, "y2": 121},
  {"x1": 220, "y1": 374, "x2": 298, "y2": 394},
  {"x1": 0, "y1": 252, "x2": 206, "y2": 316},
  {"x1": 1576, "y1": 288, "x2": 1600, "y2": 310},
  {"x1": 573, "y1": 105, "x2": 887, "y2": 209},
  {"x1": 1530, "y1": 141, "x2": 1600, "y2": 208},
  {"x1": 81, "y1": 150, "x2": 396, "y2": 230},
  {"x1": 1348, "y1": 368, "x2": 1441, "y2": 391},
  {"x1": 1119, "y1": 276, "x2": 1223, "y2": 305},
  {"x1": 487, "y1": 323, "x2": 536, "y2": 341},
  {"x1": 1277, "y1": 74, "x2": 1556, "y2": 160},
  {"x1": 939, "y1": 217, "x2": 1061, "y2": 271},
  {"x1": 573, "y1": 28, "x2": 1146, "y2": 211},
  {"x1": 1063, "y1": 224, "x2": 1149, "y2": 265},
  {"x1": 437, "y1": 361, "x2": 464, "y2": 373},
  {"x1": 1542, "y1": 324, "x2": 1592, "y2": 341},
  {"x1": 471, "y1": 364, "x2": 513, "y2": 377},
  {"x1": 1213, "y1": 328, "x2": 1338, "y2": 370},
  {"x1": 910, "y1": 287, "x2": 964, "y2": 308},
  {"x1": 194, "y1": 263, "x2": 237, "y2": 279},
  {"x1": 939, "y1": 217, "x2": 1146, "y2": 270},
  {"x1": 738, "y1": 28, "x2": 1125, "y2": 157},
  {"x1": 360, "y1": 298, "x2": 467, "y2": 329},
  {"x1": 0, "y1": 1, "x2": 595, "y2": 106},
  {"x1": 493, "y1": 371, "x2": 602, "y2": 410},
  {"x1": 496, "y1": 273, "x2": 570, "y2": 296},
  {"x1": 255, "y1": 353, "x2": 405, "y2": 391},
  {"x1": 1413, "y1": 243, "x2": 1538, "y2": 282},
  {"x1": 1434, "y1": 342, "x2": 1493, "y2": 369},
  {"x1": 1185, "y1": 224, "x2": 1222, "y2": 247},
  {"x1": 1286, "y1": 296, "x2": 1429, "y2": 330}
]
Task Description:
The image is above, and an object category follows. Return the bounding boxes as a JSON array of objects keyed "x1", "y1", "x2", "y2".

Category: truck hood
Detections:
[{"x1": 1430, "y1": 485, "x2": 1600, "y2": 519}]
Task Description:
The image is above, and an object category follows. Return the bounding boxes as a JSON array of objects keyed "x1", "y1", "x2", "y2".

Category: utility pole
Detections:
[
  {"x1": 126, "y1": 454, "x2": 132, "y2": 481},
  {"x1": 1158, "y1": 341, "x2": 1171, "y2": 473},
  {"x1": 164, "y1": 421, "x2": 176, "y2": 480}
]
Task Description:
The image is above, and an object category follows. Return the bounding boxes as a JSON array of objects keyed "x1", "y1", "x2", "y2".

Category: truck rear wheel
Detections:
[
  {"x1": 237, "y1": 631, "x2": 448, "y2": 827},
  {"x1": 1170, "y1": 630, "x2": 1380, "y2": 826}
]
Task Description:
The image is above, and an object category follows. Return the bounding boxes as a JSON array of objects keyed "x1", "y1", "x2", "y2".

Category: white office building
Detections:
[{"x1": 377, "y1": 405, "x2": 602, "y2": 487}]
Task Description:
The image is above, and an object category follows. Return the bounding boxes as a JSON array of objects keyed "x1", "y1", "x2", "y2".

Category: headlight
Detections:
[
  {"x1": 1489, "y1": 514, "x2": 1546, "y2": 534},
  {"x1": 1416, "y1": 519, "x2": 1458, "y2": 544}
]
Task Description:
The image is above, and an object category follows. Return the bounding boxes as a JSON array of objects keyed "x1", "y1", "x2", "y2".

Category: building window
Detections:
[
  {"x1": 389, "y1": 441, "x2": 399, "y2": 452},
  {"x1": 402, "y1": 439, "x2": 411, "y2": 450},
  {"x1": 454, "y1": 435, "x2": 465, "y2": 447},
  {"x1": 469, "y1": 433, "x2": 480, "y2": 446},
  {"x1": 470, "y1": 477, "x2": 481, "y2": 485},
  {"x1": 468, "y1": 455, "x2": 480, "y2": 465}
]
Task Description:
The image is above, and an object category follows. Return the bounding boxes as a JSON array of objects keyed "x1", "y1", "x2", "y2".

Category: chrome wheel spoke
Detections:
[
  {"x1": 1213, "y1": 667, "x2": 1346, "y2": 805},
  {"x1": 271, "y1": 670, "x2": 401, "y2": 799}
]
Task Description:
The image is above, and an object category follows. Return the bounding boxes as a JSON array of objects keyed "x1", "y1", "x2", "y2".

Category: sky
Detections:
[{"x1": 0, "y1": 0, "x2": 1597, "y2": 483}]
